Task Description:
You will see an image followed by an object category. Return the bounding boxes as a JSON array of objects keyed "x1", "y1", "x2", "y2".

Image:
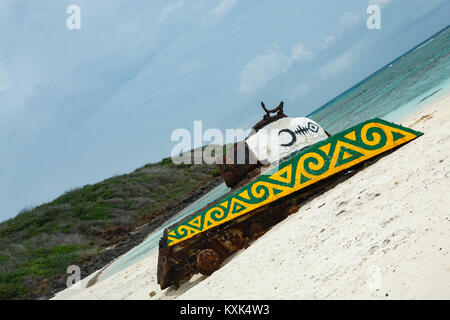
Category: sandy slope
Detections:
[{"x1": 53, "y1": 94, "x2": 450, "y2": 300}]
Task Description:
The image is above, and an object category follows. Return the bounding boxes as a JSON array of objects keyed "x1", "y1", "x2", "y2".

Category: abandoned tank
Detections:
[{"x1": 157, "y1": 101, "x2": 423, "y2": 289}]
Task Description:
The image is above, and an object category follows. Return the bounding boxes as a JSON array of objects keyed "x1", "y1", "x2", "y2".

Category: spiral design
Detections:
[
  {"x1": 206, "y1": 207, "x2": 226, "y2": 222},
  {"x1": 299, "y1": 151, "x2": 328, "y2": 177},
  {"x1": 176, "y1": 225, "x2": 194, "y2": 238},
  {"x1": 250, "y1": 181, "x2": 271, "y2": 201},
  {"x1": 360, "y1": 124, "x2": 387, "y2": 149}
]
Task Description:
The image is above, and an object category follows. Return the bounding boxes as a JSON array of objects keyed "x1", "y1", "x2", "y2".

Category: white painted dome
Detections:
[{"x1": 246, "y1": 117, "x2": 328, "y2": 164}]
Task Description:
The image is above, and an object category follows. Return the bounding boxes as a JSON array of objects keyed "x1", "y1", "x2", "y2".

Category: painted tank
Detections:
[{"x1": 157, "y1": 102, "x2": 422, "y2": 289}]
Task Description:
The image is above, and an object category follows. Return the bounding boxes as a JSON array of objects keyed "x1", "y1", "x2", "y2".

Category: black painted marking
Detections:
[
  {"x1": 294, "y1": 125, "x2": 309, "y2": 135},
  {"x1": 308, "y1": 122, "x2": 319, "y2": 133},
  {"x1": 278, "y1": 122, "x2": 321, "y2": 147},
  {"x1": 278, "y1": 129, "x2": 297, "y2": 147}
]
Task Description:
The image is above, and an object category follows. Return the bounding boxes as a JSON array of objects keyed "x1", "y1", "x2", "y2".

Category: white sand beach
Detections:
[{"x1": 53, "y1": 93, "x2": 450, "y2": 300}]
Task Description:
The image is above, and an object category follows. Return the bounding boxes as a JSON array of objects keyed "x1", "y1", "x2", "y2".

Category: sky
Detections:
[{"x1": 0, "y1": 0, "x2": 449, "y2": 222}]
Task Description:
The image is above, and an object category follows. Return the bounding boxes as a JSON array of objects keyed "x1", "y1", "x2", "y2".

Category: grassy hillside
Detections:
[{"x1": 0, "y1": 157, "x2": 220, "y2": 299}]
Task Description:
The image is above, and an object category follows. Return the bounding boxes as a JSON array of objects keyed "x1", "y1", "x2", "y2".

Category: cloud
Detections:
[
  {"x1": 319, "y1": 45, "x2": 360, "y2": 78},
  {"x1": 200, "y1": 0, "x2": 238, "y2": 27},
  {"x1": 340, "y1": 11, "x2": 361, "y2": 28},
  {"x1": 323, "y1": 35, "x2": 336, "y2": 49},
  {"x1": 212, "y1": 0, "x2": 238, "y2": 18},
  {"x1": 157, "y1": 1, "x2": 185, "y2": 25},
  {"x1": 291, "y1": 43, "x2": 313, "y2": 62},
  {"x1": 369, "y1": 0, "x2": 393, "y2": 7},
  {"x1": 325, "y1": 36, "x2": 335, "y2": 44},
  {"x1": 239, "y1": 43, "x2": 313, "y2": 94}
]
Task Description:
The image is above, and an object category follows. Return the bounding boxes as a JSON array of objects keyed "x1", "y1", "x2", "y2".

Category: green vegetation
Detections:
[{"x1": 0, "y1": 156, "x2": 219, "y2": 299}]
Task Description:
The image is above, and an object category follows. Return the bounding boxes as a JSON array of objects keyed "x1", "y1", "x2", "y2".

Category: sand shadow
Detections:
[{"x1": 162, "y1": 274, "x2": 208, "y2": 298}]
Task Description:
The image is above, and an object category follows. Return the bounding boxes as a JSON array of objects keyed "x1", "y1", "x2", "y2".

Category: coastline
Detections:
[
  {"x1": 53, "y1": 93, "x2": 450, "y2": 300},
  {"x1": 51, "y1": 176, "x2": 223, "y2": 299}
]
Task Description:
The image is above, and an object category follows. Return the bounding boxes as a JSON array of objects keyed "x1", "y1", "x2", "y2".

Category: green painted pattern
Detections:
[{"x1": 167, "y1": 118, "x2": 423, "y2": 246}]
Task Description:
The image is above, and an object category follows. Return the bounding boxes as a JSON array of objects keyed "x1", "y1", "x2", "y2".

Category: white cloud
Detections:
[
  {"x1": 239, "y1": 43, "x2": 313, "y2": 94},
  {"x1": 291, "y1": 43, "x2": 313, "y2": 62},
  {"x1": 239, "y1": 48, "x2": 285, "y2": 94},
  {"x1": 319, "y1": 45, "x2": 360, "y2": 78},
  {"x1": 369, "y1": 0, "x2": 393, "y2": 7},
  {"x1": 157, "y1": 1, "x2": 185, "y2": 25},
  {"x1": 201, "y1": 0, "x2": 238, "y2": 27},
  {"x1": 340, "y1": 11, "x2": 360, "y2": 28},
  {"x1": 212, "y1": 0, "x2": 238, "y2": 18},
  {"x1": 325, "y1": 36, "x2": 335, "y2": 44}
]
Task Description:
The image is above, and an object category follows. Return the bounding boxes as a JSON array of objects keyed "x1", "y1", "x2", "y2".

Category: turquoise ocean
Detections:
[
  {"x1": 100, "y1": 25, "x2": 450, "y2": 280},
  {"x1": 310, "y1": 25, "x2": 450, "y2": 132}
]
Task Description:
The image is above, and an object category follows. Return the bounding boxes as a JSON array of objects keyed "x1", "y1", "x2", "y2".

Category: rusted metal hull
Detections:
[
  {"x1": 157, "y1": 118, "x2": 423, "y2": 289},
  {"x1": 157, "y1": 180, "x2": 305, "y2": 289}
]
